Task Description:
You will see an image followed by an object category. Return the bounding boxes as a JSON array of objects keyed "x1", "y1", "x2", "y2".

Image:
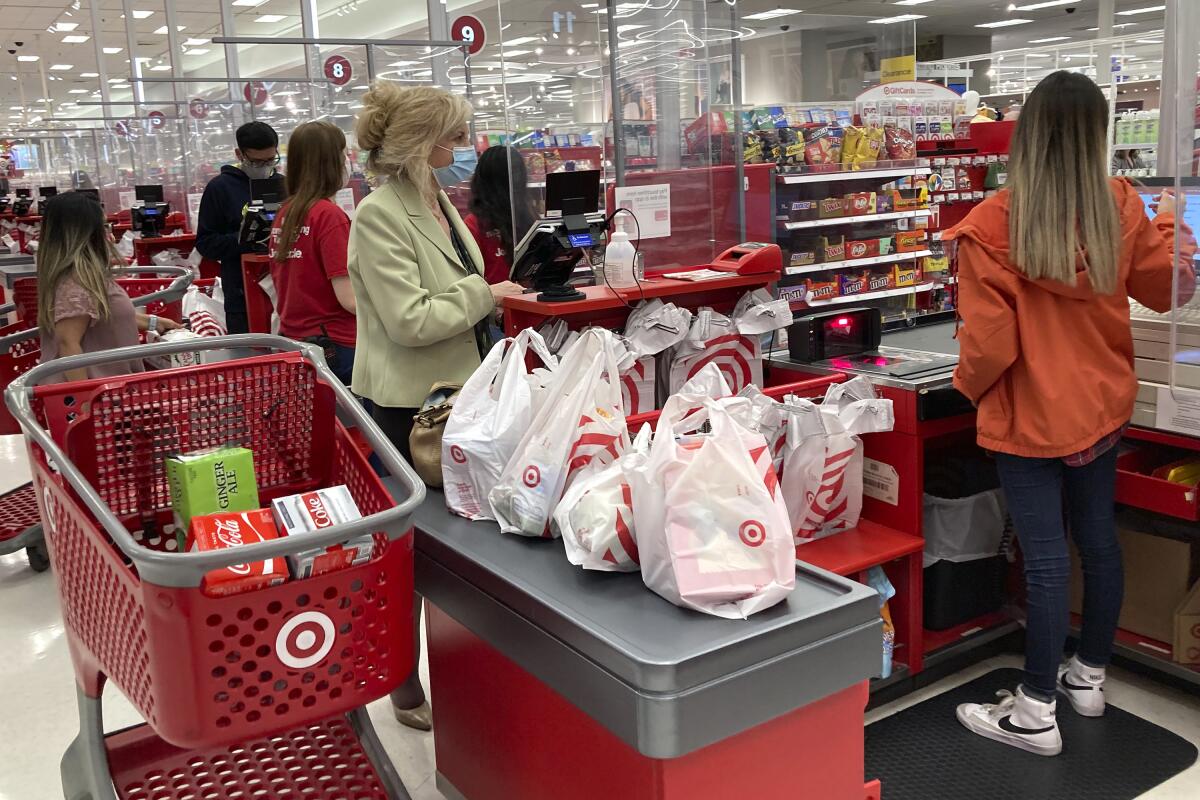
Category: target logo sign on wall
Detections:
[
  {"x1": 451, "y1": 15, "x2": 487, "y2": 55},
  {"x1": 449, "y1": 445, "x2": 467, "y2": 464},
  {"x1": 739, "y1": 520, "x2": 766, "y2": 548},
  {"x1": 188, "y1": 98, "x2": 208, "y2": 120},
  {"x1": 243, "y1": 81, "x2": 269, "y2": 107},
  {"x1": 324, "y1": 55, "x2": 353, "y2": 87},
  {"x1": 146, "y1": 111, "x2": 165, "y2": 131},
  {"x1": 522, "y1": 464, "x2": 541, "y2": 488},
  {"x1": 275, "y1": 611, "x2": 336, "y2": 669}
]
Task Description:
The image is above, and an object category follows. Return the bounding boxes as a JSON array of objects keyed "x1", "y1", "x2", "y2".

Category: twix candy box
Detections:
[
  {"x1": 271, "y1": 485, "x2": 374, "y2": 579},
  {"x1": 188, "y1": 509, "x2": 288, "y2": 597}
]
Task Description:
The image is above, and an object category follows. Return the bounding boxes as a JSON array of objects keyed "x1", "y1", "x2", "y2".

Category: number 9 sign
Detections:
[
  {"x1": 451, "y1": 15, "x2": 487, "y2": 55},
  {"x1": 324, "y1": 55, "x2": 353, "y2": 87}
]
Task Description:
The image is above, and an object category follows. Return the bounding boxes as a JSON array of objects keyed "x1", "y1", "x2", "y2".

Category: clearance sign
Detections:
[{"x1": 881, "y1": 54, "x2": 916, "y2": 84}]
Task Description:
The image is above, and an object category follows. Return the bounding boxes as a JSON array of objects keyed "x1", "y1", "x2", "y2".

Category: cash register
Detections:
[
  {"x1": 238, "y1": 175, "x2": 287, "y2": 253},
  {"x1": 511, "y1": 170, "x2": 608, "y2": 302},
  {"x1": 12, "y1": 189, "x2": 32, "y2": 217},
  {"x1": 131, "y1": 184, "x2": 170, "y2": 238}
]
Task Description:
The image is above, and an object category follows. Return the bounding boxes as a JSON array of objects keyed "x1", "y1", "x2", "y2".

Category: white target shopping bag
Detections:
[
  {"x1": 732, "y1": 288, "x2": 793, "y2": 335},
  {"x1": 442, "y1": 329, "x2": 557, "y2": 521},
  {"x1": 628, "y1": 397, "x2": 794, "y2": 619},
  {"x1": 668, "y1": 307, "x2": 764, "y2": 395},
  {"x1": 620, "y1": 355, "x2": 656, "y2": 415},
  {"x1": 782, "y1": 377, "x2": 894, "y2": 548},
  {"x1": 490, "y1": 328, "x2": 631, "y2": 538},
  {"x1": 734, "y1": 385, "x2": 788, "y2": 475},
  {"x1": 553, "y1": 425, "x2": 650, "y2": 572},
  {"x1": 182, "y1": 279, "x2": 226, "y2": 337}
]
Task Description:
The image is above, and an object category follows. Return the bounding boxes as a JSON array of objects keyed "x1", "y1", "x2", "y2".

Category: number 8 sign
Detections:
[
  {"x1": 324, "y1": 55, "x2": 353, "y2": 87},
  {"x1": 451, "y1": 15, "x2": 487, "y2": 55}
]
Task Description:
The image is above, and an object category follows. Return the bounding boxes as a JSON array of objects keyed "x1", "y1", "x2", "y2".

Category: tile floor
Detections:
[{"x1": 1, "y1": 434, "x2": 1198, "y2": 799}]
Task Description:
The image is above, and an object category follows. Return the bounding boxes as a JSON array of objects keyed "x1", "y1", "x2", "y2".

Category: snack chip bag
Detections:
[
  {"x1": 804, "y1": 125, "x2": 844, "y2": 166},
  {"x1": 841, "y1": 126, "x2": 863, "y2": 168},
  {"x1": 885, "y1": 125, "x2": 917, "y2": 160}
]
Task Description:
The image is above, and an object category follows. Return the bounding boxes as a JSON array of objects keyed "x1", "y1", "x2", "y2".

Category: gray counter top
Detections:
[{"x1": 411, "y1": 491, "x2": 881, "y2": 758}]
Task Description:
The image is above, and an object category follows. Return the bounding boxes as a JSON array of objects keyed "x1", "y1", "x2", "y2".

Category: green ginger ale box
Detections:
[{"x1": 166, "y1": 446, "x2": 260, "y2": 548}]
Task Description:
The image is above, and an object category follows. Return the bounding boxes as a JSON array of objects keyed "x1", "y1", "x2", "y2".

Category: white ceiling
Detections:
[{"x1": 0, "y1": 0, "x2": 1170, "y2": 131}]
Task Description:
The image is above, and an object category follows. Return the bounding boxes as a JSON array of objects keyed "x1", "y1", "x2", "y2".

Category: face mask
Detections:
[
  {"x1": 241, "y1": 162, "x2": 274, "y2": 181},
  {"x1": 433, "y1": 145, "x2": 477, "y2": 187}
]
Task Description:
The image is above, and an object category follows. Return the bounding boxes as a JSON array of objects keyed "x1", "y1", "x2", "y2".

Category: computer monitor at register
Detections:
[
  {"x1": 510, "y1": 170, "x2": 608, "y2": 302},
  {"x1": 1137, "y1": 178, "x2": 1200, "y2": 260},
  {"x1": 134, "y1": 184, "x2": 164, "y2": 205}
]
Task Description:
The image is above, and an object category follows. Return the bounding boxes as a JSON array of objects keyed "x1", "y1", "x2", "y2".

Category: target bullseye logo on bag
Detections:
[
  {"x1": 739, "y1": 519, "x2": 767, "y2": 547},
  {"x1": 449, "y1": 445, "x2": 467, "y2": 464},
  {"x1": 276, "y1": 611, "x2": 336, "y2": 669},
  {"x1": 522, "y1": 465, "x2": 542, "y2": 488}
]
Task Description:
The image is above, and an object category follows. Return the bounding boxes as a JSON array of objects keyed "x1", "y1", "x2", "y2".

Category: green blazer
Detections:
[{"x1": 347, "y1": 177, "x2": 494, "y2": 408}]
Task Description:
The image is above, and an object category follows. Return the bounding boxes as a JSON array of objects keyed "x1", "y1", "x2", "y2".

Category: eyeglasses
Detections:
[{"x1": 243, "y1": 155, "x2": 281, "y2": 168}]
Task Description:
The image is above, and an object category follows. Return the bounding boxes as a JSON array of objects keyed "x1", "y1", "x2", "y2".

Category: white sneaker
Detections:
[
  {"x1": 956, "y1": 687, "x2": 1063, "y2": 757},
  {"x1": 1058, "y1": 655, "x2": 1106, "y2": 717}
]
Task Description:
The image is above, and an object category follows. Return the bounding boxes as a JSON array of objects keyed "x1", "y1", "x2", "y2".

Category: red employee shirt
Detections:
[
  {"x1": 463, "y1": 213, "x2": 512, "y2": 284},
  {"x1": 268, "y1": 198, "x2": 356, "y2": 346}
]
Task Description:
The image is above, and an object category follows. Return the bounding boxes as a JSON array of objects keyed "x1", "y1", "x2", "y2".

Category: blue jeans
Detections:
[{"x1": 994, "y1": 447, "x2": 1124, "y2": 700}]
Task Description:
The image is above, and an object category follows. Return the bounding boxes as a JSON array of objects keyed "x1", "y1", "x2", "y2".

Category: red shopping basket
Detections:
[
  {"x1": 11, "y1": 266, "x2": 195, "y2": 326},
  {"x1": 7, "y1": 335, "x2": 425, "y2": 753},
  {"x1": 0, "y1": 321, "x2": 38, "y2": 436}
]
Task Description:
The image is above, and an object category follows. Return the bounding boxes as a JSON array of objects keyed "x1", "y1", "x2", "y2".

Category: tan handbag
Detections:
[{"x1": 408, "y1": 382, "x2": 462, "y2": 488}]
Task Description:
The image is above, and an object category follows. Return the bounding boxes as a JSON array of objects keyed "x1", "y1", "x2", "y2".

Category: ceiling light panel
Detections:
[
  {"x1": 742, "y1": 8, "x2": 803, "y2": 20},
  {"x1": 1115, "y1": 6, "x2": 1165, "y2": 15},
  {"x1": 62, "y1": 35, "x2": 90, "y2": 43},
  {"x1": 976, "y1": 19, "x2": 1033, "y2": 28},
  {"x1": 255, "y1": 15, "x2": 286, "y2": 23},
  {"x1": 869, "y1": 14, "x2": 926, "y2": 24}
]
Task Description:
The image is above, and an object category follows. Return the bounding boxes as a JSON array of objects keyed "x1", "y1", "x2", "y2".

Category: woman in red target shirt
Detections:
[
  {"x1": 269, "y1": 120, "x2": 358, "y2": 383},
  {"x1": 463, "y1": 145, "x2": 538, "y2": 285}
]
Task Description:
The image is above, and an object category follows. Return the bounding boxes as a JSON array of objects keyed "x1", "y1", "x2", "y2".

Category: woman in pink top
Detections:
[{"x1": 37, "y1": 192, "x2": 179, "y2": 382}]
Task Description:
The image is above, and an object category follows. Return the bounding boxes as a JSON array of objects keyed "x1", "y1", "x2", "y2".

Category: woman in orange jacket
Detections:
[{"x1": 949, "y1": 70, "x2": 1195, "y2": 757}]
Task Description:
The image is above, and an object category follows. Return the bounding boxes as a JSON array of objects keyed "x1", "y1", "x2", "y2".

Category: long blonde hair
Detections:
[
  {"x1": 354, "y1": 83, "x2": 472, "y2": 204},
  {"x1": 1008, "y1": 70, "x2": 1119, "y2": 294},
  {"x1": 36, "y1": 191, "x2": 120, "y2": 334}
]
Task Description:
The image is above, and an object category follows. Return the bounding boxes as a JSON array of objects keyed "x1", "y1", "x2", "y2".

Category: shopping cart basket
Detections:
[
  {"x1": 0, "y1": 267, "x2": 194, "y2": 575},
  {"x1": 11, "y1": 265, "x2": 197, "y2": 327},
  {"x1": 6, "y1": 334, "x2": 425, "y2": 799}
]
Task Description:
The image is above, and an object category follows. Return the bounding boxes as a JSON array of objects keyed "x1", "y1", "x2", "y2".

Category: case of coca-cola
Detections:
[
  {"x1": 187, "y1": 509, "x2": 288, "y2": 596},
  {"x1": 271, "y1": 485, "x2": 374, "y2": 579}
]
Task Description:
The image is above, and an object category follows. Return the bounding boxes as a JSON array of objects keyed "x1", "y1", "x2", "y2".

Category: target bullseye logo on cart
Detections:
[
  {"x1": 450, "y1": 445, "x2": 466, "y2": 464},
  {"x1": 276, "y1": 611, "x2": 336, "y2": 669},
  {"x1": 522, "y1": 465, "x2": 541, "y2": 488},
  {"x1": 739, "y1": 520, "x2": 766, "y2": 548}
]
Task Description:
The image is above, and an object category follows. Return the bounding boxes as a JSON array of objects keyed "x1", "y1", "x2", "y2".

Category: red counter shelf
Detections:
[
  {"x1": 1116, "y1": 426, "x2": 1200, "y2": 521},
  {"x1": 501, "y1": 269, "x2": 779, "y2": 336}
]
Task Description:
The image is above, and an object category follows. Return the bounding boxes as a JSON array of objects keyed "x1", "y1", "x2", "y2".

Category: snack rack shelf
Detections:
[{"x1": 785, "y1": 249, "x2": 932, "y2": 276}]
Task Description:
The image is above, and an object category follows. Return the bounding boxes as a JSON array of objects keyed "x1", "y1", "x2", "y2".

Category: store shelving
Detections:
[
  {"x1": 1068, "y1": 618, "x2": 1200, "y2": 689},
  {"x1": 785, "y1": 249, "x2": 931, "y2": 276},
  {"x1": 781, "y1": 209, "x2": 931, "y2": 231},
  {"x1": 1113, "y1": 143, "x2": 1158, "y2": 150},
  {"x1": 796, "y1": 520, "x2": 924, "y2": 578},
  {"x1": 923, "y1": 610, "x2": 1023, "y2": 670},
  {"x1": 805, "y1": 283, "x2": 935, "y2": 307},
  {"x1": 778, "y1": 165, "x2": 932, "y2": 185}
]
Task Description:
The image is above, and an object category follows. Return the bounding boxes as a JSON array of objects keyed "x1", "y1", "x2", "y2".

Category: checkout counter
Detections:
[{"x1": 411, "y1": 493, "x2": 883, "y2": 800}]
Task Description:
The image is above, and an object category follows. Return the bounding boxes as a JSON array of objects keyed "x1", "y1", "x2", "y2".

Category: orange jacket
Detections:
[{"x1": 948, "y1": 178, "x2": 1195, "y2": 458}]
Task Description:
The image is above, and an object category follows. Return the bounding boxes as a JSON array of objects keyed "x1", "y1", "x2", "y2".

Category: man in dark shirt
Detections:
[{"x1": 196, "y1": 121, "x2": 280, "y2": 334}]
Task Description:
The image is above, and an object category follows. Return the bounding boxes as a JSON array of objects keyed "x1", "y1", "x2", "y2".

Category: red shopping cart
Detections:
[
  {"x1": 5, "y1": 334, "x2": 425, "y2": 799},
  {"x1": 0, "y1": 267, "x2": 194, "y2": 574},
  {"x1": 11, "y1": 265, "x2": 200, "y2": 327}
]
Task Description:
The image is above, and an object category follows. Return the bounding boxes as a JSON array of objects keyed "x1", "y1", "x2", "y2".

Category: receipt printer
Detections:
[{"x1": 710, "y1": 242, "x2": 782, "y2": 275}]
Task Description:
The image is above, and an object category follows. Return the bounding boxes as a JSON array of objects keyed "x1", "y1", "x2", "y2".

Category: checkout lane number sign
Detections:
[
  {"x1": 451, "y1": 15, "x2": 487, "y2": 55},
  {"x1": 324, "y1": 55, "x2": 353, "y2": 87}
]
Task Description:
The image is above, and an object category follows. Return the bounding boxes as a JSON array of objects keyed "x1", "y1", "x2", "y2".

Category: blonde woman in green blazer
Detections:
[{"x1": 350, "y1": 83, "x2": 523, "y2": 731}]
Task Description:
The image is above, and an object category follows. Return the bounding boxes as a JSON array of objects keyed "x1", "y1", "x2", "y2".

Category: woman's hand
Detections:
[
  {"x1": 489, "y1": 281, "x2": 525, "y2": 305},
  {"x1": 136, "y1": 313, "x2": 182, "y2": 333},
  {"x1": 1153, "y1": 190, "x2": 1179, "y2": 219}
]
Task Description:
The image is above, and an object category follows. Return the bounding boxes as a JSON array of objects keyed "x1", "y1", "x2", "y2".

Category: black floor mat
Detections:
[{"x1": 865, "y1": 668, "x2": 1198, "y2": 800}]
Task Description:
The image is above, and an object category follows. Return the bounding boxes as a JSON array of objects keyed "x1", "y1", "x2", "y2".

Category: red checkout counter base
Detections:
[{"x1": 410, "y1": 493, "x2": 884, "y2": 800}]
